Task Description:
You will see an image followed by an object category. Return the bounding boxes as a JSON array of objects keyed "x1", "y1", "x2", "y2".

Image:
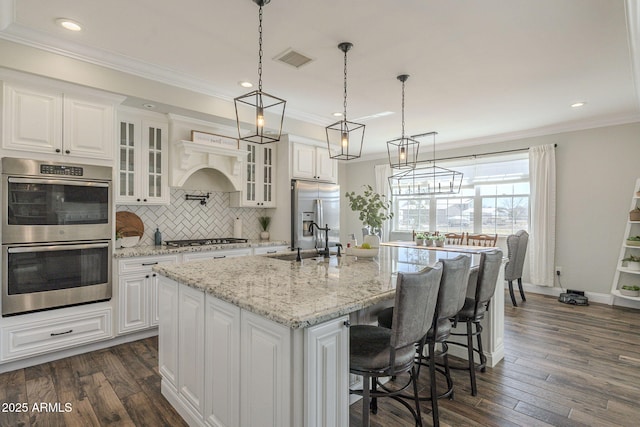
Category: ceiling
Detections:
[{"x1": 1, "y1": 0, "x2": 639, "y2": 156}]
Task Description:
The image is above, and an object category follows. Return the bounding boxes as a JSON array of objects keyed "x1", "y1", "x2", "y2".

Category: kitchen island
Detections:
[{"x1": 153, "y1": 245, "x2": 504, "y2": 427}]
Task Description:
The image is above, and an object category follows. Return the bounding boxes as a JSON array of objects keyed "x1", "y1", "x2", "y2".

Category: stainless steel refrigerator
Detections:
[{"x1": 291, "y1": 180, "x2": 340, "y2": 251}]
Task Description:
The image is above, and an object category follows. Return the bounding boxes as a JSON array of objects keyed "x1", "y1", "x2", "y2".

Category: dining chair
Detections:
[
  {"x1": 466, "y1": 233, "x2": 498, "y2": 247},
  {"x1": 505, "y1": 230, "x2": 529, "y2": 306},
  {"x1": 444, "y1": 232, "x2": 465, "y2": 245},
  {"x1": 448, "y1": 249, "x2": 503, "y2": 395},
  {"x1": 350, "y1": 263, "x2": 443, "y2": 427}
]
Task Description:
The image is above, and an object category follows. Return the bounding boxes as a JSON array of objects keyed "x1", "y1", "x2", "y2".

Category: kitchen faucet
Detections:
[{"x1": 308, "y1": 222, "x2": 331, "y2": 258}]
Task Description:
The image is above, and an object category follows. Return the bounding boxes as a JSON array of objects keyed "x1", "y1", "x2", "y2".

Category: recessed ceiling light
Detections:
[
  {"x1": 332, "y1": 112, "x2": 344, "y2": 117},
  {"x1": 56, "y1": 18, "x2": 82, "y2": 32},
  {"x1": 239, "y1": 81, "x2": 253, "y2": 88},
  {"x1": 142, "y1": 103, "x2": 156, "y2": 109},
  {"x1": 571, "y1": 101, "x2": 586, "y2": 108}
]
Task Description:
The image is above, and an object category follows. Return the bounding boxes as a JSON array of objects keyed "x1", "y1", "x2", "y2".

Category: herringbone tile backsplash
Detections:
[{"x1": 117, "y1": 189, "x2": 265, "y2": 245}]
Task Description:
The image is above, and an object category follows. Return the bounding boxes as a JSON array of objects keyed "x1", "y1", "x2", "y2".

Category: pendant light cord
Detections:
[
  {"x1": 401, "y1": 79, "x2": 406, "y2": 139},
  {"x1": 257, "y1": 5, "x2": 263, "y2": 92},
  {"x1": 343, "y1": 47, "x2": 348, "y2": 120}
]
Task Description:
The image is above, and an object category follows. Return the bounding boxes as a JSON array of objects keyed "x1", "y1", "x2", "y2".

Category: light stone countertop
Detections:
[
  {"x1": 113, "y1": 240, "x2": 289, "y2": 258},
  {"x1": 153, "y1": 245, "x2": 483, "y2": 329}
]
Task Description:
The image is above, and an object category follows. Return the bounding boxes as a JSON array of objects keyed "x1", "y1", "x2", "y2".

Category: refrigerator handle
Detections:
[{"x1": 315, "y1": 198, "x2": 324, "y2": 248}]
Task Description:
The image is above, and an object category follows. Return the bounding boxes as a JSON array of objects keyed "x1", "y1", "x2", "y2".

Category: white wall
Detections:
[{"x1": 339, "y1": 122, "x2": 640, "y2": 302}]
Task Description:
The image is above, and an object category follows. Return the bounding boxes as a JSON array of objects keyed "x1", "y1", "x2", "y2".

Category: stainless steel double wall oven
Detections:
[{"x1": 1, "y1": 158, "x2": 113, "y2": 316}]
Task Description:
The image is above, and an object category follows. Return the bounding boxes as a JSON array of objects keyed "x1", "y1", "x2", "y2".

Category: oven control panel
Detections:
[{"x1": 40, "y1": 164, "x2": 84, "y2": 176}]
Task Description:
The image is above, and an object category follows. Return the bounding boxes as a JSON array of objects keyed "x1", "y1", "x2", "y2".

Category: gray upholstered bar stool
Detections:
[
  {"x1": 505, "y1": 230, "x2": 529, "y2": 306},
  {"x1": 350, "y1": 263, "x2": 443, "y2": 427},
  {"x1": 448, "y1": 249, "x2": 503, "y2": 395},
  {"x1": 377, "y1": 254, "x2": 471, "y2": 427}
]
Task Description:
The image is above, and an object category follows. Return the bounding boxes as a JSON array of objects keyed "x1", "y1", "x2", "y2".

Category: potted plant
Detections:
[
  {"x1": 434, "y1": 234, "x2": 446, "y2": 247},
  {"x1": 415, "y1": 233, "x2": 426, "y2": 246},
  {"x1": 424, "y1": 233, "x2": 435, "y2": 247},
  {"x1": 258, "y1": 216, "x2": 271, "y2": 240},
  {"x1": 622, "y1": 254, "x2": 640, "y2": 271},
  {"x1": 115, "y1": 229, "x2": 123, "y2": 249},
  {"x1": 620, "y1": 285, "x2": 640, "y2": 297},
  {"x1": 626, "y1": 236, "x2": 640, "y2": 247},
  {"x1": 345, "y1": 185, "x2": 393, "y2": 238}
]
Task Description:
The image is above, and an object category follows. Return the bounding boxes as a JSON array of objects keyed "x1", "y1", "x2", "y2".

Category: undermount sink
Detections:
[{"x1": 266, "y1": 251, "x2": 324, "y2": 262}]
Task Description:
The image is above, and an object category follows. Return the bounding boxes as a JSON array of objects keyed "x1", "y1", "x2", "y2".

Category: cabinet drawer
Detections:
[
  {"x1": 182, "y1": 248, "x2": 251, "y2": 263},
  {"x1": 253, "y1": 245, "x2": 290, "y2": 255},
  {"x1": 119, "y1": 255, "x2": 179, "y2": 274},
  {"x1": 1, "y1": 308, "x2": 112, "y2": 361}
]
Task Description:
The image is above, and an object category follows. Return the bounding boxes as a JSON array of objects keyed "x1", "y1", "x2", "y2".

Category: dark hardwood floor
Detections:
[{"x1": 1, "y1": 292, "x2": 639, "y2": 426}]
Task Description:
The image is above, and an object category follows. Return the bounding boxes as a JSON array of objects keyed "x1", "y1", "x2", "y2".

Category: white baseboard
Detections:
[{"x1": 504, "y1": 281, "x2": 640, "y2": 308}]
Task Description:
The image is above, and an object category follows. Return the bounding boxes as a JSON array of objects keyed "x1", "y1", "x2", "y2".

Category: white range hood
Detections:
[{"x1": 170, "y1": 140, "x2": 244, "y2": 191}]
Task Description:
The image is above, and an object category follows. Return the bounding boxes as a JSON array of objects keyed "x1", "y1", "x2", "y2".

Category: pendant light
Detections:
[
  {"x1": 387, "y1": 74, "x2": 420, "y2": 169},
  {"x1": 234, "y1": 0, "x2": 286, "y2": 144},
  {"x1": 325, "y1": 42, "x2": 365, "y2": 160},
  {"x1": 389, "y1": 132, "x2": 463, "y2": 196}
]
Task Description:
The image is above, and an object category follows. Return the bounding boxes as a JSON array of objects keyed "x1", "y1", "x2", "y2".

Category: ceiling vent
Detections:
[{"x1": 275, "y1": 49, "x2": 313, "y2": 69}]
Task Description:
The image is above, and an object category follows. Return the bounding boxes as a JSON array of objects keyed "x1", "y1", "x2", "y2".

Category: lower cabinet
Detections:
[
  {"x1": 157, "y1": 276, "x2": 349, "y2": 427},
  {"x1": 0, "y1": 304, "x2": 112, "y2": 362},
  {"x1": 118, "y1": 255, "x2": 179, "y2": 334}
]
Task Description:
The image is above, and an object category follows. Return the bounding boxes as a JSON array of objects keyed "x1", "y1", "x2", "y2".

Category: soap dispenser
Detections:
[{"x1": 154, "y1": 228, "x2": 162, "y2": 246}]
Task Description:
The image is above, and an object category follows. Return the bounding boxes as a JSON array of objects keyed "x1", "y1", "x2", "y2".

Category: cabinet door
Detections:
[
  {"x1": 2, "y1": 84, "x2": 63, "y2": 154},
  {"x1": 178, "y1": 284, "x2": 205, "y2": 416},
  {"x1": 158, "y1": 277, "x2": 179, "y2": 391},
  {"x1": 315, "y1": 147, "x2": 338, "y2": 183},
  {"x1": 292, "y1": 143, "x2": 316, "y2": 180},
  {"x1": 304, "y1": 316, "x2": 349, "y2": 427},
  {"x1": 240, "y1": 311, "x2": 291, "y2": 427},
  {"x1": 117, "y1": 116, "x2": 139, "y2": 203},
  {"x1": 142, "y1": 120, "x2": 169, "y2": 204},
  {"x1": 63, "y1": 95, "x2": 115, "y2": 160},
  {"x1": 118, "y1": 273, "x2": 149, "y2": 333},
  {"x1": 260, "y1": 145, "x2": 276, "y2": 207},
  {"x1": 205, "y1": 296, "x2": 241, "y2": 427}
]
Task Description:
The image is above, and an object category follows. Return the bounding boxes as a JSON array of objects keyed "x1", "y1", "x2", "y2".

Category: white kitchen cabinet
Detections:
[
  {"x1": 205, "y1": 297, "x2": 241, "y2": 427},
  {"x1": 304, "y1": 315, "x2": 349, "y2": 427},
  {"x1": 117, "y1": 109, "x2": 169, "y2": 204},
  {"x1": 0, "y1": 304, "x2": 112, "y2": 362},
  {"x1": 240, "y1": 310, "x2": 292, "y2": 427},
  {"x1": 181, "y1": 248, "x2": 252, "y2": 263},
  {"x1": 178, "y1": 284, "x2": 206, "y2": 416},
  {"x1": 117, "y1": 255, "x2": 179, "y2": 334},
  {"x1": 610, "y1": 177, "x2": 640, "y2": 303},
  {"x1": 292, "y1": 142, "x2": 337, "y2": 183},
  {"x1": 158, "y1": 277, "x2": 179, "y2": 391},
  {"x1": 2, "y1": 82, "x2": 118, "y2": 162},
  {"x1": 252, "y1": 245, "x2": 290, "y2": 255},
  {"x1": 230, "y1": 141, "x2": 277, "y2": 207}
]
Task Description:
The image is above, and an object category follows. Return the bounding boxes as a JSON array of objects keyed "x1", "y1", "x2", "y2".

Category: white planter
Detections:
[
  {"x1": 260, "y1": 231, "x2": 270, "y2": 240},
  {"x1": 415, "y1": 239, "x2": 424, "y2": 246},
  {"x1": 620, "y1": 288, "x2": 640, "y2": 297}
]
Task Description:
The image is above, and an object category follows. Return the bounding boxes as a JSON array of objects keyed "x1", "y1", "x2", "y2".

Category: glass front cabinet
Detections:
[
  {"x1": 230, "y1": 142, "x2": 276, "y2": 208},
  {"x1": 117, "y1": 110, "x2": 169, "y2": 205}
]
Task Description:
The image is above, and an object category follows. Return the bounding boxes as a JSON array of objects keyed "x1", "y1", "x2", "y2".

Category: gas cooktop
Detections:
[{"x1": 164, "y1": 238, "x2": 248, "y2": 247}]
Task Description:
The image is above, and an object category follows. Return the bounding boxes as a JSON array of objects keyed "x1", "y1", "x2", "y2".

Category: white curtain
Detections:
[
  {"x1": 529, "y1": 144, "x2": 556, "y2": 287},
  {"x1": 374, "y1": 163, "x2": 392, "y2": 242}
]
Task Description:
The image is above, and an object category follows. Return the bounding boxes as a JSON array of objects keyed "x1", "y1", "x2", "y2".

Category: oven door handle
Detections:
[
  {"x1": 8, "y1": 177, "x2": 110, "y2": 187},
  {"x1": 8, "y1": 242, "x2": 110, "y2": 253}
]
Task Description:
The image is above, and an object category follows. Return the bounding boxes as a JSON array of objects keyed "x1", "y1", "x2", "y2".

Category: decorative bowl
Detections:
[
  {"x1": 119, "y1": 236, "x2": 140, "y2": 248},
  {"x1": 620, "y1": 288, "x2": 640, "y2": 297},
  {"x1": 346, "y1": 247, "x2": 379, "y2": 257},
  {"x1": 627, "y1": 240, "x2": 640, "y2": 247}
]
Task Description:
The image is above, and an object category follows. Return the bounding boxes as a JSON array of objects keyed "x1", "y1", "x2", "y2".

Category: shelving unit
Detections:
[{"x1": 611, "y1": 178, "x2": 640, "y2": 303}]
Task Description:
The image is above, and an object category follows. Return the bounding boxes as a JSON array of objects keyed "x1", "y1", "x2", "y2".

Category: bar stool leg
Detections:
[
  {"x1": 475, "y1": 321, "x2": 487, "y2": 372},
  {"x1": 518, "y1": 278, "x2": 526, "y2": 301},
  {"x1": 411, "y1": 366, "x2": 424, "y2": 427},
  {"x1": 508, "y1": 280, "x2": 517, "y2": 306},
  {"x1": 362, "y1": 374, "x2": 371, "y2": 427},
  {"x1": 428, "y1": 341, "x2": 440, "y2": 427},
  {"x1": 466, "y1": 319, "x2": 478, "y2": 396}
]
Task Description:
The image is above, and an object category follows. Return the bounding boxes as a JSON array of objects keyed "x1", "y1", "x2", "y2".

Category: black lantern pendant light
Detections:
[
  {"x1": 325, "y1": 42, "x2": 365, "y2": 160},
  {"x1": 387, "y1": 74, "x2": 420, "y2": 169},
  {"x1": 234, "y1": 0, "x2": 286, "y2": 144}
]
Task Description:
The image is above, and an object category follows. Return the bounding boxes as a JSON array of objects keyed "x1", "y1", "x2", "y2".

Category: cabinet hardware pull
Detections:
[
  {"x1": 213, "y1": 255, "x2": 226, "y2": 259},
  {"x1": 51, "y1": 329, "x2": 73, "y2": 336},
  {"x1": 145, "y1": 275, "x2": 149, "y2": 278},
  {"x1": 141, "y1": 262, "x2": 159, "y2": 266},
  {"x1": 55, "y1": 148, "x2": 61, "y2": 153},
  {"x1": 343, "y1": 320, "x2": 351, "y2": 328},
  {"x1": 65, "y1": 150, "x2": 70, "y2": 154},
  {"x1": 267, "y1": 250, "x2": 277, "y2": 254}
]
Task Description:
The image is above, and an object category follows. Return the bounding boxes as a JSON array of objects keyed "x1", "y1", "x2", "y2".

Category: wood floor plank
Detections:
[
  {"x1": 0, "y1": 370, "x2": 29, "y2": 427},
  {"x1": 25, "y1": 375, "x2": 65, "y2": 427},
  {"x1": 91, "y1": 348, "x2": 141, "y2": 400},
  {"x1": 121, "y1": 391, "x2": 168, "y2": 427},
  {"x1": 78, "y1": 372, "x2": 135, "y2": 426}
]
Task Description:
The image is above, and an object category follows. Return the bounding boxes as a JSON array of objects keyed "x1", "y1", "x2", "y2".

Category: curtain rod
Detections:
[{"x1": 412, "y1": 142, "x2": 557, "y2": 164}]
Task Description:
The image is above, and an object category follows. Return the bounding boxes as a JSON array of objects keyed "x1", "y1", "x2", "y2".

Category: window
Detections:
[{"x1": 391, "y1": 153, "x2": 529, "y2": 235}]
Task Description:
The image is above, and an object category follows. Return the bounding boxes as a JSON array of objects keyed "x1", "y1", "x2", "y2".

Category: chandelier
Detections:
[{"x1": 387, "y1": 74, "x2": 419, "y2": 169}]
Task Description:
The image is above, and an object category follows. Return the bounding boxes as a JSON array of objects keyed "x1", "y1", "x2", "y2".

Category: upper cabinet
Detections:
[
  {"x1": 230, "y1": 141, "x2": 277, "y2": 208},
  {"x1": 291, "y1": 142, "x2": 337, "y2": 183},
  {"x1": 117, "y1": 109, "x2": 169, "y2": 205},
  {"x1": 2, "y1": 81, "x2": 122, "y2": 163}
]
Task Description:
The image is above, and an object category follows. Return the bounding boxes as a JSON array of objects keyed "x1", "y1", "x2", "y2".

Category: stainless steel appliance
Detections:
[
  {"x1": 291, "y1": 180, "x2": 340, "y2": 251},
  {"x1": 1, "y1": 158, "x2": 112, "y2": 316}
]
